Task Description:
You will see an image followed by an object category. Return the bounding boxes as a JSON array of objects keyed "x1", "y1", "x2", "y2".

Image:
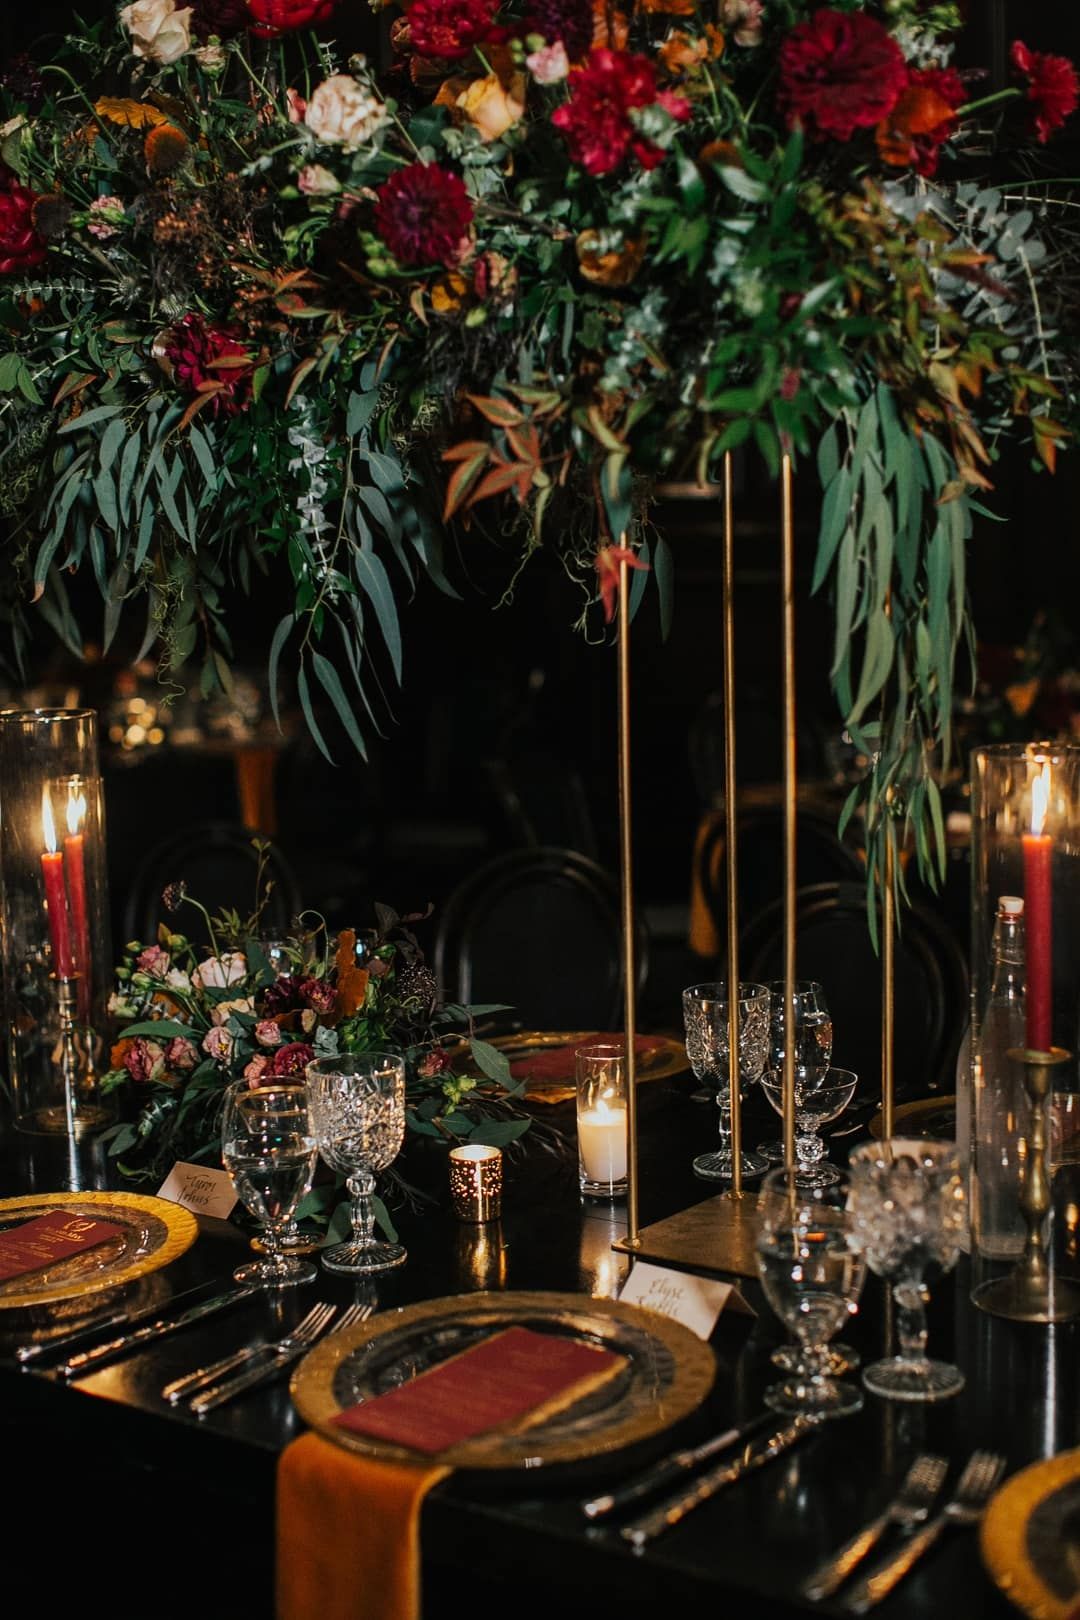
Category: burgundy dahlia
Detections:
[
  {"x1": 0, "y1": 169, "x2": 46, "y2": 276},
  {"x1": 526, "y1": 0, "x2": 593, "y2": 63},
  {"x1": 267, "y1": 1040, "x2": 315, "y2": 1078},
  {"x1": 374, "y1": 164, "x2": 474, "y2": 268},
  {"x1": 246, "y1": 0, "x2": 338, "y2": 39},
  {"x1": 1011, "y1": 39, "x2": 1079, "y2": 144},
  {"x1": 191, "y1": 0, "x2": 251, "y2": 38},
  {"x1": 163, "y1": 313, "x2": 253, "y2": 417},
  {"x1": 405, "y1": 0, "x2": 499, "y2": 60},
  {"x1": 777, "y1": 8, "x2": 907, "y2": 142},
  {"x1": 298, "y1": 976, "x2": 337, "y2": 1014},
  {"x1": 262, "y1": 974, "x2": 303, "y2": 1015},
  {"x1": 552, "y1": 49, "x2": 690, "y2": 176}
]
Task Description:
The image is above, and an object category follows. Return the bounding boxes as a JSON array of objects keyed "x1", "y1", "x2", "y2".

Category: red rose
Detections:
[
  {"x1": 268, "y1": 1040, "x2": 315, "y2": 1078},
  {"x1": 875, "y1": 66, "x2": 965, "y2": 177},
  {"x1": 778, "y1": 8, "x2": 907, "y2": 142},
  {"x1": 405, "y1": 0, "x2": 498, "y2": 60},
  {"x1": 374, "y1": 163, "x2": 474, "y2": 268},
  {"x1": 552, "y1": 49, "x2": 690, "y2": 177},
  {"x1": 1011, "y1": 39, "x2": 1079, "y2": 144},
  {"x1": 246, "y1": 0, "x2": 337, "y2": 39},
  {"x1": 163, "y1": 313, "x2": 253, "y2": 417},
  {"x1": 0, "y1": 170, "x2": 46, "y2": 276}
]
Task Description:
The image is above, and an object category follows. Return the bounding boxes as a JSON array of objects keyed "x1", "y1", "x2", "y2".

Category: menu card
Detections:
[
  {"x1": 0, "y1": 1210, "x2": 126, "y2": 1283},
  {"x1": 333, "y1": 1326, "x2": 624, "y2": 1454}
]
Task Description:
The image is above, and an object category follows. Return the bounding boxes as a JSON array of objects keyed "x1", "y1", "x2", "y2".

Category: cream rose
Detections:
[
  {"x1": 304, "y1": 75, "x2": 387, "y2": 150},
  {"x1": 212, "y1": 996, "x2": 255, "y2": 1026},
  {"x1": 193, "y1": 951, "x2": 247, "y2": 990},
  {"x1": 120, "y1": 0, "x2": 194, "y2": 65}
]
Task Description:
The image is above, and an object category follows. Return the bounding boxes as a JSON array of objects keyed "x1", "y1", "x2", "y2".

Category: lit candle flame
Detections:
[
  {"x1": 1032, "y1": 763, "x2": 1051, "y2": 837},
  {"x1": 66, "y1": 786, "x2": 86, "y2": 837},
  {"x1": 41, "y1": 787, "x2": 57, "y2": 855}
]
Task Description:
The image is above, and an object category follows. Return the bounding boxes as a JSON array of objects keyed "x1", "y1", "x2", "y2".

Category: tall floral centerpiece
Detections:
[{"x1": 0, "y1": 0, "x2": 1076, "y2": 892}]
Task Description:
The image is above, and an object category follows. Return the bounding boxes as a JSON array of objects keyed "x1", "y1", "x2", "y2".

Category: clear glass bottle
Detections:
[{"x1": 970, "y1": 896, "x2": 1028, "y2": 1261}]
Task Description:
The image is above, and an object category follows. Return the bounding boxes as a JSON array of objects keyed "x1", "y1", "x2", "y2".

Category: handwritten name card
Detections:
[
  {"x1": 620, "y1": 1260, "x2": 749, "y2": 1340},
  {"x1": 158, "y1": 1161, "x2": 238, "y2": 1220}
]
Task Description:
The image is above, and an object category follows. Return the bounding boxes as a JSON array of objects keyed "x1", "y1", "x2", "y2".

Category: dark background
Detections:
[{"x1": 2, "y1": 1, "x2": 1079, "y2": 1021}]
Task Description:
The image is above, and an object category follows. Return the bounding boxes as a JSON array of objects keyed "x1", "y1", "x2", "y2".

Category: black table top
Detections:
[{"x1": 2, "y1": 1079, "x2": 1076, "y2": 1620}]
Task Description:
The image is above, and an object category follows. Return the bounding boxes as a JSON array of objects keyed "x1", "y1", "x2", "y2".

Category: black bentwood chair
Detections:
[
  {"x1": 122, "y1": 820, "x2": 302, "y2": 946},
  {"x1": 740, "y1": 880, "x2": 969, "y2": 1103},
  {"x1": 434, "y1": 846, "x2": 649, "y2": 1032}
]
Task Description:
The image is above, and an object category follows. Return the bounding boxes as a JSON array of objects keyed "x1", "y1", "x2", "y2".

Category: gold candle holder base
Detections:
[
  {"x1": 614, "y1": 1189, "x2": 761, "y2": 1280},
  {"x1": 973, "y1": 1046, "x2": 1080, "y2": 1324}
]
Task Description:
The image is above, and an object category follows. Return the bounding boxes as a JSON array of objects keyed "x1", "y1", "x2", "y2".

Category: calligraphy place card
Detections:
[
  {"x1": 620, "y1": 1260, "x2": 750, "y2": 1340},
  {"x1": 158, "y1": 1161, "x2": 238, "y2": 1220}
]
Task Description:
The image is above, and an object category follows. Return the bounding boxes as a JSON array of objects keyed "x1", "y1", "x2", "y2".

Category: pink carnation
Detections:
[
  {"x1": 136, "y1": 944, "x2": 171, "y2": 978},
  {"x1": 124, "y1": 1037, "x2": 166, "y2": 1084},
  {"x1": 255, "y1": 1019, "x2": 284, "y2": 1047},
  {"x1": 164, "y1": 1035, "x2": 199, "y2": 1072},
  {"x1": 244, "y1": 1054, "x2": 270, "y2": 1085}
]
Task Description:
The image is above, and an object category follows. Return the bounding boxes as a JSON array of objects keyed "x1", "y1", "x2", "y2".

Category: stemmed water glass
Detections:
[
  {"x1": 220, "y1": 1081, "x2": 319, "y2": 1287},
  {"x1": 757, "y1": 981, "x2": 833, "y2": 1164},
  {"x1": 755, "y1": 1168, "x2": 866, "y2": 1419},
  {"x1": 306, "y1": 1053, "x2": 408, "y2": 1274},
  {"x1": 848, "y1": 1138, "x2": 967, "y2": 1402},
  {"x1": 682, "y1": 982, "x2": 770, "y2": 1181},
  {"x1": 760, "y1": 1067, "x2": 858, "y2": 1189}
]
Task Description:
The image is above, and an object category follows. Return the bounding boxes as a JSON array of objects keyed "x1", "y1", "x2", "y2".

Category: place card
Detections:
[
  {"x1": 619, "y1": 1260, "x2": 750, "y2": 1339},
  {"x1": 157, "y1": 1161, "x2": 238, "y2": 1220},
  {"x1": 0, "y1": 1209, "x2": 126, "y2": 1283},
  {"x1": 333, "y1": 1326, "x2": 624, "y2": 1454}
]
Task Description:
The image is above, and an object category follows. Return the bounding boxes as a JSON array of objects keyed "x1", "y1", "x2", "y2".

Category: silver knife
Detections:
[
  {"x1": 619, "y1": 1413, "x2": 822, "y2": 1550},
  {"x1": 59, "y1": 1284, "x2": 259, "y2": 1377},
  {"x1": 13, "y1": 1280, "x2": 235, "y2": 1365},
  {"x1": 583, "y1": 1411, "x2": 776, "y2": 1520}
]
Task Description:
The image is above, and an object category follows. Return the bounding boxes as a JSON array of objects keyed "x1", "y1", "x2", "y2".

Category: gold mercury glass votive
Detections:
[{"x1": 448, "y1": 1144, "x2": 503, "y2": 1222}]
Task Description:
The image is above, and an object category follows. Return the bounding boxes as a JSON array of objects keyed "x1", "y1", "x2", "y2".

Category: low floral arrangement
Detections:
[
  {"x1": 100, "y1": 860, "x2": 530, "y2": 1210},
  {"x1": 1, "y1": 1, "x2": 1078, "y2": 899}
]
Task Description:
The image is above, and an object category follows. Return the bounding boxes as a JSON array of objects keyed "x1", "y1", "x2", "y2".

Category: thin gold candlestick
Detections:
[
  {"x1": 881, "y1": 827, "x2": 896, "y2": 1141},
  {"x1": 780, "y1": 454, "x2": 797, "y2": 1170},
  {"x1": 723, "y1": 452, "x2": 744, "y2": 1196},
  {"x1": 617, "y1": 550, "x2": 640, "y2": 1248}
]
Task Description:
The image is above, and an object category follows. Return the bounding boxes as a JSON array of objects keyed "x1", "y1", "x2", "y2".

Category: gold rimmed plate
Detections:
[
  {"x1": 981, "y1": 1450, "x2": 1080, "y2": 1620},
  {"x1": 490, "y1": 1031, "x2": 689, "y2": 1104},
  {"x1": 869, "y1": 1094, "x2": 957, "y2": 1142},
  {"x1": 0, "y1": 1191, "x2": 198, "y2": 1311},
  {"x1": 291, "y1": 1289, "x2": 715, "y2": 1473}
]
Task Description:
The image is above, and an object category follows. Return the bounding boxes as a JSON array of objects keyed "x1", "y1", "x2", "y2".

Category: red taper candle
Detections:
[
  {"x1": 40, "y1": 789, "x2": 75, "y2": 979},
  {"x1": 64, "y1": 788, "x2": 90, "y2": 1019},
  {"x1": 1023, "y1": 764, "x2": 1053, "y2": 1052}
]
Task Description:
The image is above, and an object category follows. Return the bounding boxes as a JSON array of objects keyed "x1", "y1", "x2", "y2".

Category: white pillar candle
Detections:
[{"x1": 577, "y1": 1097, "x2": 628, "y2": 1184}]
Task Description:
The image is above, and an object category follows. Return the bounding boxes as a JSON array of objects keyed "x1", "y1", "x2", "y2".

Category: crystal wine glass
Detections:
[
  {"x1": 220, "y1": 1081, "x2": 318, "y2": 1288},
  {"x1": 848, "y1": 1138, "x2": 967, "y2": 1402},
  {"x1": 760, "y1": 1066, "x2": 858, "y2": 1190},
  {"x1": 755, "y1": 1168, "x2": 866, "y2": 1419},
  {"x1": 682, "y1": 982, "x2": 770, "y2": 1181},
  {"x1": 306, "y1": 1053, "x2": 407, "y2": 1274},
  {"x1": 757, "y1": 980, "x2": 833, "y2": 1164}
]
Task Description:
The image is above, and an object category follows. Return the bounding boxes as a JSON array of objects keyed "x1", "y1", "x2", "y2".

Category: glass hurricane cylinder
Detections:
[
  {"x1": 0, "y1": 709, "x2": 112, "y2": 1137},
  {"x1": 968, "y1": 743, "x2": 1080, "y2": 1321}
]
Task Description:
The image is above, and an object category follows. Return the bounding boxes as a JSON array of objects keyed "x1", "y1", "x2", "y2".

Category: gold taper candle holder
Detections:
[
  {"x1": 974, "y1": 1046, "x2": 1080, "y2": 1323},
  {"x1": 617, "y1": 550, "x2": 641, "y2": 1247},
  {"x1": 448, "y1": 1144, "x2": 503, "y2": 1223}
]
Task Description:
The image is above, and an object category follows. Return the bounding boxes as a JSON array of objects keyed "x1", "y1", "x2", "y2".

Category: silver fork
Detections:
[
  {"x1": 161, "y1": 1301, "x2": 335, "y2": 1405},
  {"x1": 842, "y1": 1451, "x2": 1007, "y2": 1615},
  {"x1": 802, "y1": 1454, "x2": 948, "y2": 1601},
  {"x1": 190, "y1": 1300, "x2": 371, "y2": 1416}
]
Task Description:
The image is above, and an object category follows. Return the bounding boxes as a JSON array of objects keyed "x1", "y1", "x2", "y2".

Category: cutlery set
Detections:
[
  {"x1": 10, "y1": 1288, "x2": 371, "y2": 1414},
  {"x1": 583, "y1": 1419, "x2": 1005, "y2": 1608}
]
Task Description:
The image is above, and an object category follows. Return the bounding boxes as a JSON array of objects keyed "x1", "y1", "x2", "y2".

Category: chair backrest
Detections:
[
  {"x1": 740, "y1": 881, "x2": 969, "y2": 1101},
  {"x1": 696, "y1": 803, "x2": 864, "y2": 961},
  {"x1": 483, "y1": 750, "x2": 599, "y2": 861},
  {"x1": 433, "y1": 846, "x2": 648, "y2": 1031},
  {"x1": 122, "y1": 820, "x2": 302, "y2": 946}
]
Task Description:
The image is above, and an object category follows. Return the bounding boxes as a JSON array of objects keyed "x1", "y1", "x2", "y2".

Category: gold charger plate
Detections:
[
  {"x1": 0, "y1": 1190, "x2": 198, "y2": 1310},
  {"x1": 291, "y1": 1289, "x2": 715, "y2": 1471},
  {"x1": 981, "y1": 1450, "x2": 1080, "y2": 1620},
  {"x1": 491, "y1": 1030, "x2": 689, "y2": 1104},
  {"x1": 869, "y1": 1094, "x2": 957, "y2": 1142}
]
